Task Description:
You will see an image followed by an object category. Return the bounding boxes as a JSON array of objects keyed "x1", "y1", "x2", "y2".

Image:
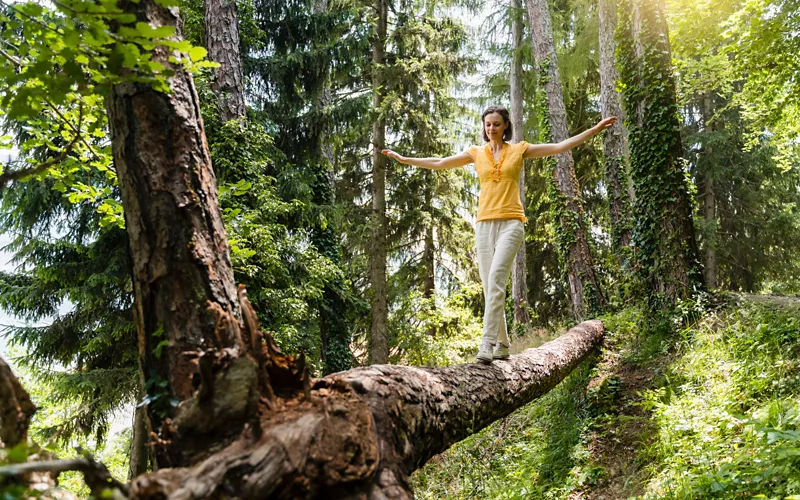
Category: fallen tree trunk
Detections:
[{"x1": 129, "y1": 319, "x2": 604, "y2": 499}]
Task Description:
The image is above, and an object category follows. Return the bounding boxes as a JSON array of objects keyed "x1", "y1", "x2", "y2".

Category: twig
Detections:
[
  {"x1": 0, "y1": 458, "x2": 129, "y2": 498},
  {"x1": 0, "y1": 46, "x2": 22, "y2": 67},
  {"x1": 0, "y1": 135, "x2": 79, "y2": 191}
]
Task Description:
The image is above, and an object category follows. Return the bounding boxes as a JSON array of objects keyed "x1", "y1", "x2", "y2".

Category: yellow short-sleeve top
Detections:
[{"x1": 465, "y1": 141, "x2": 528, "y2": 223}]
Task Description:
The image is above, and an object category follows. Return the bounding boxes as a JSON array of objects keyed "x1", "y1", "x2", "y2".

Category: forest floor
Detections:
[
  {"x1": 568, "y1": 344, "x2": 669, "y2": 499},
  {"x1": 412, "y1": 294, "x2": 800, "y2": 499}
]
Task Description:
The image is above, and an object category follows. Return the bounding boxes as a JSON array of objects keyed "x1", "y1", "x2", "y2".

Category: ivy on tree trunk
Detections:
[{"x1": 617, "y1": 0, "x2": 703, "y2": 306}]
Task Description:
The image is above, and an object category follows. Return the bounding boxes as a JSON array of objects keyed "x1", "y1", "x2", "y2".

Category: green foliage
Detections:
[
  {"x1": 0, "y1": 345, "x2": 131, "y2": 497},
  {"x1": 388, "y1": 285, "x2": 483, "y2": 366},
  {"x1": 0, "y1": 175, "x2": 136, "y2": 445},
  {"x1": 415, "y1": 300, "x2": 800, "y2": 499},
  {"x1": 196, "y1": 86, "x2": 351, "y2": 374},
  {"x1": 668, "y1": 0, "x2": 800, "y2": 293},
  {"x1": 637, "y1": 302, "x2": 800, "y2": 498},
  {"x1": 723, "y1": 0, "x2": 800, "y2": 171},
  {"x1": 0, "y1": 0, "x2": 214, "y2": 226}
]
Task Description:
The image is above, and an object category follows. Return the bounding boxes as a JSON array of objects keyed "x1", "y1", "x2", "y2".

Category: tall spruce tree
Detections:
[
  {"x1": 369, "y1": 0, "x2": 389, "y2": 364},
  {"x1": 526, "y1": 0, "x2": 607, "y2": 320},
  {"x1": 598, "y1": 0, "x2": 631, "y2": 251},
  {"x1": 220, "y1": 0, "x2": 367, "y2": 373},
  {"x1": 509, "y1": 0, "x2": 530, "y2": 326}
]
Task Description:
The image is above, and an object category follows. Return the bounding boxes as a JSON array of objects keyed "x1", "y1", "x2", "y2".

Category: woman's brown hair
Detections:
[{"x1": 482, "y1": 105, "x2": 513, "y2": 142}]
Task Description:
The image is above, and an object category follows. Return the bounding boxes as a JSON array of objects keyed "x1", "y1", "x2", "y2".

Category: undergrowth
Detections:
[{"x1": 411, "y1": 297, "x2": 800, "y2": 499}]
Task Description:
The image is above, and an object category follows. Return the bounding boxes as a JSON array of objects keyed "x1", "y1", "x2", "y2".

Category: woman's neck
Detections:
[{"x1": 488, "y1": 138, "x2": 505, "y2": 150}]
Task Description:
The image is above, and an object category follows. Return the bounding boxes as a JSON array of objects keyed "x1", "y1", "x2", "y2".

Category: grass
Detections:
[{"x1": 411, "y1": 297, "x2": 800, "y2": 499}]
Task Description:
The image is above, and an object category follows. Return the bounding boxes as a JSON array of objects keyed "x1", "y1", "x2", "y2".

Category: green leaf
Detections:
[{"x1": 187, "y1": 46, "x2": 207, "y2": 62}]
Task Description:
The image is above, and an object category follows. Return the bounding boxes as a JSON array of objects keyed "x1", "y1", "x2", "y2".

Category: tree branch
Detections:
[
  {"x1": 0, "y1": 457, "x2": 128, "y2": 499},
  {"x1": 0, "y1": 102, "x2": 84, "y2": 192},
  {"x1": 0, "y1": 136, "x2": 78, "y2": 192}
]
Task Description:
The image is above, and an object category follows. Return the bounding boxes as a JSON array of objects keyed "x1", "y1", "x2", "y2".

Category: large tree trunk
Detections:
[
  {"x1": 510, "y1": 0, "x2": 530, "y2": 326},
  {"x1": 525, "y1": 0, "x2": 607, "y2": 320},
  {"x1": 204, "y1": 0, "x2": 246, "y2": 122},
  {"x1": 0, "y1": 355, "x2": 35, "y2": 447},
  {"x1": 598, "y1": 0, "x2": 632, "y2": 250},
  {"x1": 106, "y1": 0, "x2": 242, "y2": 468},
  {"x1": 702, "y1": 91, "x2": 717, "y2": 290},
  {"x1": 369, "y1": 0, "x2": 389, "y2": 364},
  {"x1": 126, "y1": 320, "x2": 604, "y2": 499},
  {"x1": 619, "y1": 0, "x2": 703, "y2": 304}
]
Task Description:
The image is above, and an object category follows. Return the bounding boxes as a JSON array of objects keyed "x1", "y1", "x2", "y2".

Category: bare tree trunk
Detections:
[
  {"x1": 703, "y1": 91, "x2": 717, "y2": 289},
  {"x1": 107, "y1": 0, "x2": 241, "y2": 468},
  {"x1": 598, "y1": 0, "x2": 632, "y2": 250},
  {"x1": 205, "y1": 0, "x2": 246, "y2": 122},
  {"x1": 510, "y1": 0, "x2": 530, "y2": 326},
  {"x1": 369, "y1": 0, "x2": 389, "y2": 364},
  {"x1": 128, "y1": 403, "x2": 148, "y2": 479},
  {"x1": 423, "y1": 236, "x2": 435, "y2": 301},
  {"x1": 0, "y1": 355, "x2": 35, "y2": 447},
  {"x1": 525, "y1": 0, "x2": 607, "y2": 320},
  {"x1": 128, "y1": 320, "x2": 604, "y2": 499}
]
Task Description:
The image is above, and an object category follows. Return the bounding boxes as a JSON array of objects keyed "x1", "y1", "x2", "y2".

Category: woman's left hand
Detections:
[{"x1": 595, "y1": 116, "x2": 617, "y2": 132}]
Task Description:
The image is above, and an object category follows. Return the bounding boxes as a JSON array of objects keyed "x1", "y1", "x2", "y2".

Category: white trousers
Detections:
[{"x1": 475, "y1": 219, "x2": 524, "y2": 347}]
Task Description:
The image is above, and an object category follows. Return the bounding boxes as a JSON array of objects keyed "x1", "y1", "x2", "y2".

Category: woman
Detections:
[{"x1": 382, "y1": 105, "x2": 616, "y2": 364}]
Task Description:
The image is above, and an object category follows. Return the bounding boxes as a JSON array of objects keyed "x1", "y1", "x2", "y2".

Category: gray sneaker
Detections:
[
  {"x1": 476, "y1": 339, "x2": 494, "y2": 364},
  {"x1": 493, "y1": 343, "x2": 510, "y2": 359}
]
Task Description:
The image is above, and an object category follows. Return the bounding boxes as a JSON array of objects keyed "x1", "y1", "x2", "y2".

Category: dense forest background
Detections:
[{"x1": 1, "y1": 0, "x2": 799, "y2": 496}]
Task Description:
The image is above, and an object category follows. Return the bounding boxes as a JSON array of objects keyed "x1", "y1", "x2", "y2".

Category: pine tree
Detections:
[
  {"x1": 598, "y1": 0, "x2": 632, "y2": 251},
  {"x1": 509, "y1": 0, "x2": 530, "y2": 326},
  {"x1": 526, "y1": 0, "x2": 607, "y2": 319}
]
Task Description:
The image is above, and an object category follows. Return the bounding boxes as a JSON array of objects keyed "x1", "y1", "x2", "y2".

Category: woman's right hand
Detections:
[{"x1": 381, "y1": 149, "x2": 407, "y2": 164}]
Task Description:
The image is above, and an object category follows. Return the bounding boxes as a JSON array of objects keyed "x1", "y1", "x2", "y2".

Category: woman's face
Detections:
[{"x1": 484, "y1": 112, "x2": 508, "y2": 141}]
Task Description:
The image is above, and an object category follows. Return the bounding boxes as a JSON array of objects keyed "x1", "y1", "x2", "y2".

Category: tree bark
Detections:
[
  {"x1": 106, "y1": 0, "x2": 242, "y2": 467},
  {"x1": 525, "y1": 0, "x2": 607, "y2": 320},
  {"x1": 204, "y1": 0, "x2": 246, "y2": 122},
  {"x1": 369, "y1": 0, "x2": 389, "y2": 364},
  {"x1": 510, "y1": 0, "x2": 530, "y2": 326},
  {"x1": 0, "y1": 355, "x2": 36, "y2": 447},
  {"x1": 702, "y1": 91, "x2": 717, "y2": 290},
  {"x1": 128, "y1": 398, "x2": 149, "y2": 479},
  {"x1": 598, "y1": 0, "x2": 632, "y2": 250},
  {"x1": 127, "y1": 320, "x2": 604, "y2": 499}
]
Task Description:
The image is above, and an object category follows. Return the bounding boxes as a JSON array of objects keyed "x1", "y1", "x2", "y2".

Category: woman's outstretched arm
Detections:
[
  {"x1": 523, "y1": 116, "x2": 617, "y2": 159},
  {"x1": 381, "y1": 150, "x2": 473, "y2": 170}
]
